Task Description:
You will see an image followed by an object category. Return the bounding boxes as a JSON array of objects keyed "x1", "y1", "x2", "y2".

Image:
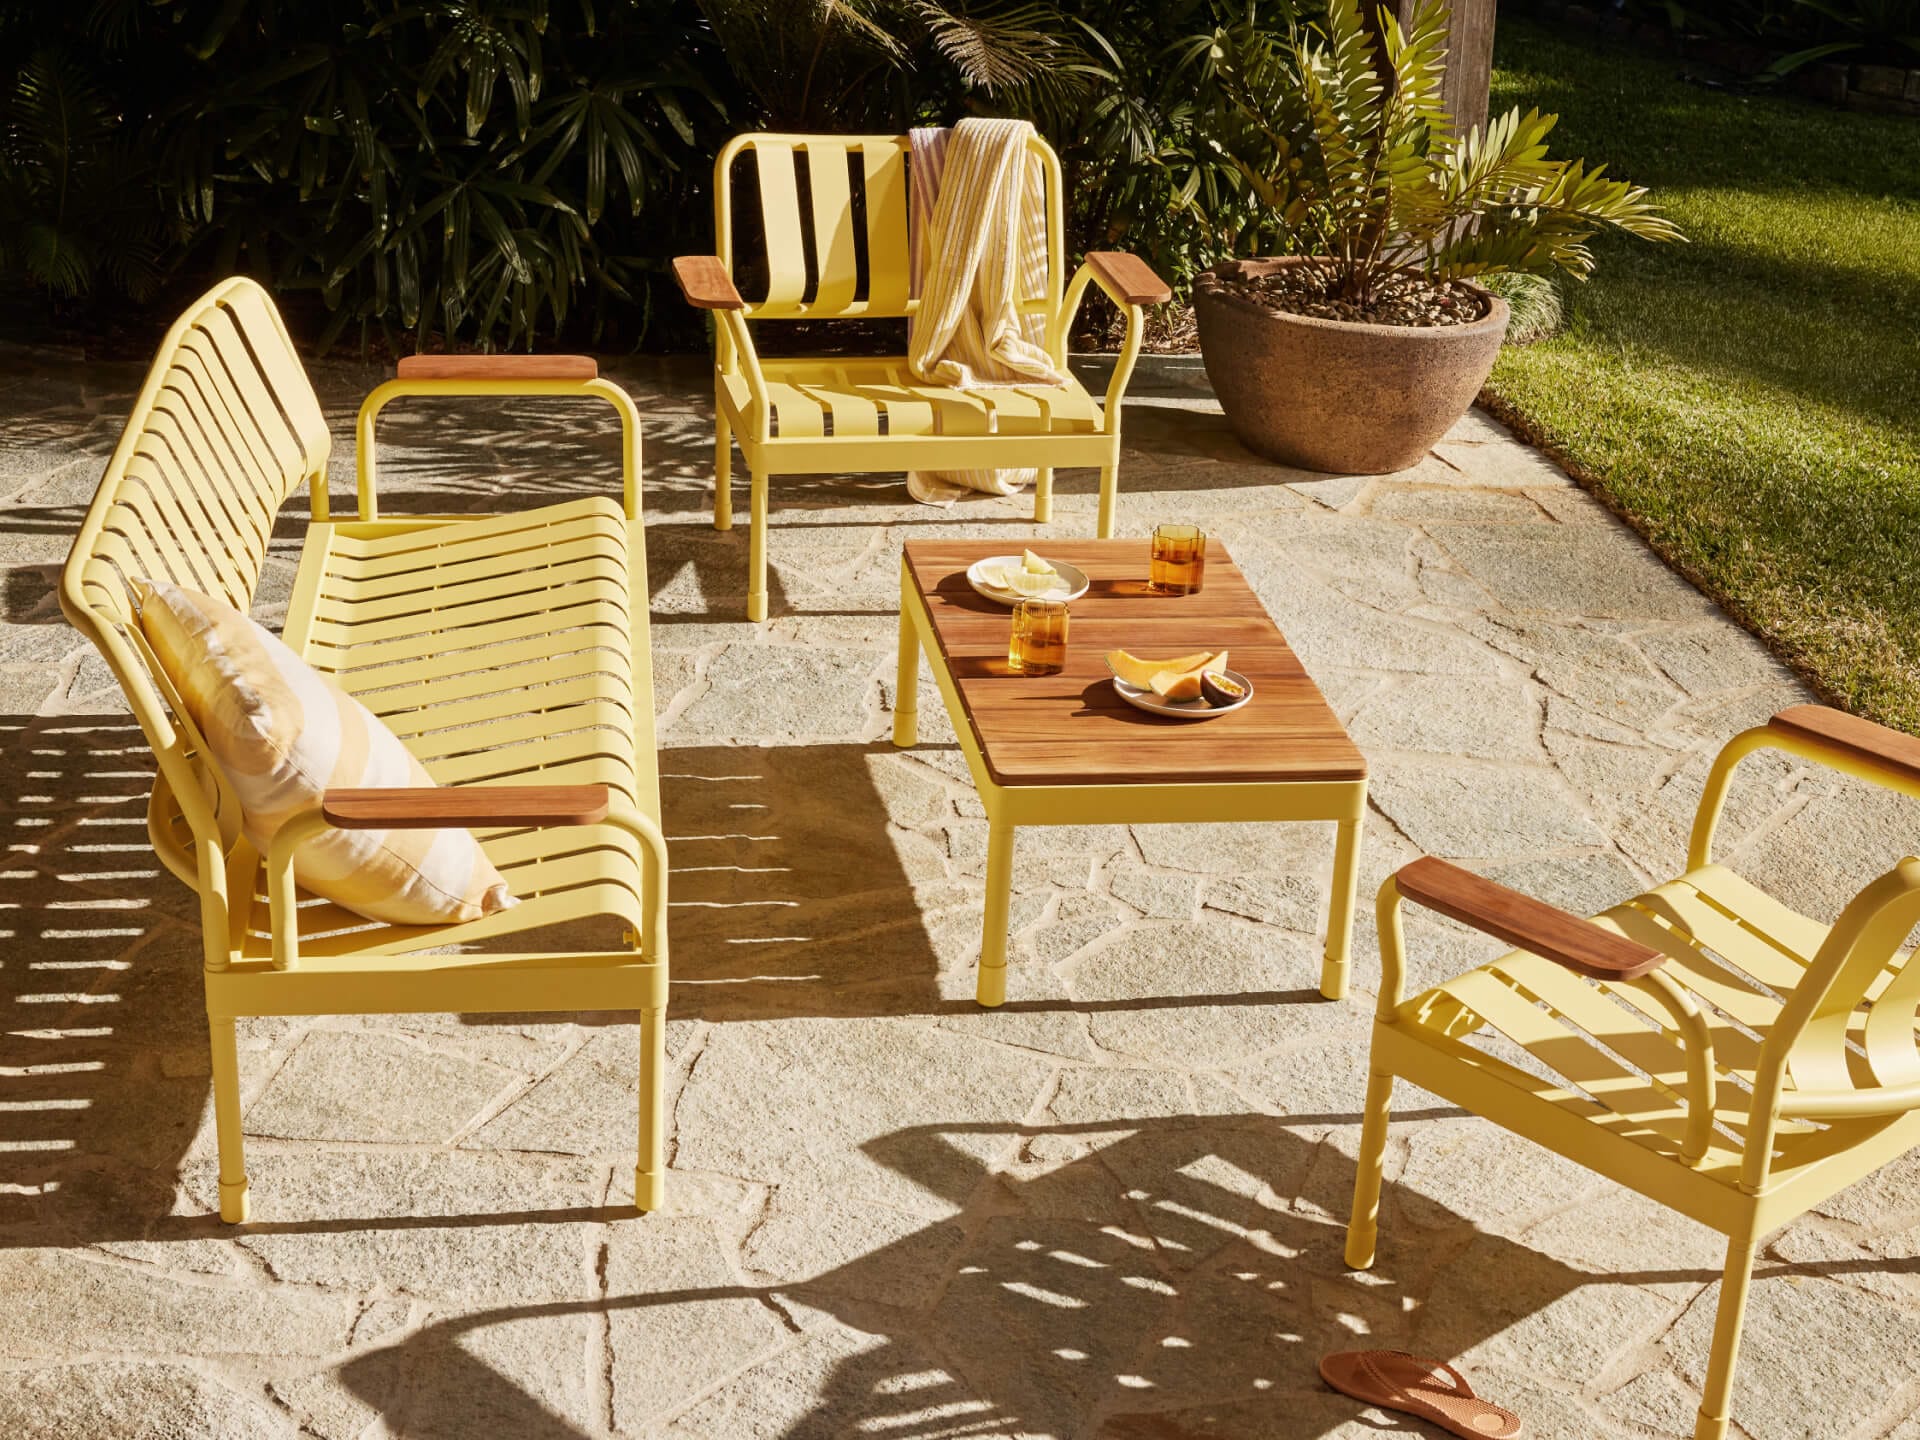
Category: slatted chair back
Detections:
[
  {"x1": 714, "y1": 132, "x2": 1065, "y2": 321},
  {"x1": 60, "y1": 277, "x2": 331, "y2": 885}
]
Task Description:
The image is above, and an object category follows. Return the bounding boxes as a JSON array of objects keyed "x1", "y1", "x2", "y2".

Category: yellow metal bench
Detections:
[
  {"x1": 60, "y1": 278, "x2": 670, "y2": 1222},
  {"x1": 1347, "y1": 705, "x2": 1920, "y2": 1440},
  {"x1": 673, "y1": 131, "x2": 1170, "y2": 622}
]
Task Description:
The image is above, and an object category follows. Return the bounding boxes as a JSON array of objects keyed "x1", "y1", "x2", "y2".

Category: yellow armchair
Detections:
[
  {"x1": 1346, "y1": 704, "x2": 1920, "y2": 1440},
  {"x1": 674, "y1": 132, "x2": 1169, "y2": 621}
]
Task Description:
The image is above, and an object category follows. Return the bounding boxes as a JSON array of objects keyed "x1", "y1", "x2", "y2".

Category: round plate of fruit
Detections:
[
  {"x1": 1105, "y1": 649, "x2": 1253, "y2": 719},
  {"x1": 967, "y1": 550, "x2": 1089, "y2": 606}
]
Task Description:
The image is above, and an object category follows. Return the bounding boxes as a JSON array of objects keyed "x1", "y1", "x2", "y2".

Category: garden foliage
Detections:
[
  {"x1": 0, "y1": 0, "x2": 1677, "y2": 347},
  {"x1": 1192, "y1": 0, "x2": 1681, "y2": 301}
]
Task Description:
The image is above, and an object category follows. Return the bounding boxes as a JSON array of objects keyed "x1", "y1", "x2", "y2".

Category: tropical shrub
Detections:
[{"x1": 1192, "y1": 0, "x2": 1682, "y2": 306}]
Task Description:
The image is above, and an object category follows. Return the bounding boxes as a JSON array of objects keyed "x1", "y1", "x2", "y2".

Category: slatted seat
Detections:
[
  {"x1": 722, "y1": 356, "x2": 1106, "y2": 441},
  {"x1": 62, "y1": 279, "x2": 671, "y2": 1223},
  {"x1": 1347, "y1": 707, "x2": 1920, "y2": 1440},
  {"x1": 674, "y1": 132, "x2": 1170, "y2": 621}
]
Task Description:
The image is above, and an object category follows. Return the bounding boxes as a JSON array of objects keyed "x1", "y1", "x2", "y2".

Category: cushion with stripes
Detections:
[{"x1": 132, "y1": 578, "x2": 516, "y2": 926}]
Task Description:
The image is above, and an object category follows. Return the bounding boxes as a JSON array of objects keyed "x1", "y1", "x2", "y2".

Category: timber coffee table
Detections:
[{"x1": 894, "y1": 538, "x2": 1368, "y2": 1007}]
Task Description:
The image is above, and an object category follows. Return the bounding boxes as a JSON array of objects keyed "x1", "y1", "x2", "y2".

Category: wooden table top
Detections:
[{"x1": 903, "y1": 539, "x2": 1367, "y2": 788}]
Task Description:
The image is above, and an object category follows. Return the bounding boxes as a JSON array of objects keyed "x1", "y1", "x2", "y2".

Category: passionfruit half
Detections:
[{"x1": 1200, "y1": 671, "x2": 1248, "y2": 708}]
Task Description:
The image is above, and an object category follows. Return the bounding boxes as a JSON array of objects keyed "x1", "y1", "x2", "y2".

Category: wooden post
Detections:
[{"x1": 1380, "y1": 0, "x2": 1496, "y2": 136}]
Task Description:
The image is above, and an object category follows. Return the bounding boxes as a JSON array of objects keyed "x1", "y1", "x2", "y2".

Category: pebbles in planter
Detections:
[{"x1": 1208, "y1": 258, "x2": 1489, "y2": 329}]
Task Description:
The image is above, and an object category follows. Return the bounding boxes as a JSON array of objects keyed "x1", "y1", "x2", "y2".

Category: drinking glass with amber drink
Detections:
[
  {"x1": 1150, "y1": 523, "x2": 1207, "y2": 595},
  {"x1": 1008, "y1": 599, "x2": 1069, "y2": 675}
]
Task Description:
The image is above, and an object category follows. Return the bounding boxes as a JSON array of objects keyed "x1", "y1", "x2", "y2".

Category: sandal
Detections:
[{"x1": 1319, "y1": 1350, "x2": 1523, "y2": 1439}]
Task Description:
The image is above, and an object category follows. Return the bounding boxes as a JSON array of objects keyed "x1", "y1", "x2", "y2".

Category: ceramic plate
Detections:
[
  {"x1": 966, "y1": 555, "x2": 1090, "y2": 607},
  {"x1": 1111, "y1": 667, "x2": 1254, "y2": 720}
]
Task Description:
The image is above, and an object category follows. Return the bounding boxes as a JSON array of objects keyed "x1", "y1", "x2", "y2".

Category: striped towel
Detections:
[{"x1": 906, "y1": 118, "x2": 1069, "y2": 504}]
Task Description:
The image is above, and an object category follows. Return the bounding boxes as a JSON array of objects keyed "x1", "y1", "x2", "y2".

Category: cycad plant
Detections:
[{"x1": 1197, "y1": 0, "x2": 1682, "y2": 311}]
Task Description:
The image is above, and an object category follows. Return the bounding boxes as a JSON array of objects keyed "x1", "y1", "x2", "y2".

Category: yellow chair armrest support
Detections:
[
  {"x1": 355, "y1": 369, "x2": 644, "y2": 521},
  {"x1": 1380, "y1": 858, "x2": 1718, "y2": 1165},
  {"x1": 267, "y1": 786, "x2": 670, "y2": 973},
  {"x1": 1057, "y1": 252, "x2": 1167, "y2": 429},
  {"x1": 1690, "y1": 706, "x2": 1920, "y2": 870}
]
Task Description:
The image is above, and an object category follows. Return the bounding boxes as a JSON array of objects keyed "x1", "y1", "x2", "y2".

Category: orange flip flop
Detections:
[{"x1": 1319, "y1": 1350, "x2": 1523, "y2": 1439}]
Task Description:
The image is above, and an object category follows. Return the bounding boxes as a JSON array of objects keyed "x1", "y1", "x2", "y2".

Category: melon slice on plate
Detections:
[
  {"x1": 1105, "y1": 649, "x2": 1221, "y2": 690},
  {"x1": 1147, "y1": 651, "x2": 1230, "y2": 702}
]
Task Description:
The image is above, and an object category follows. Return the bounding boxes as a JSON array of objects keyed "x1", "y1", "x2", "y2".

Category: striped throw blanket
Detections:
[{"x1": 906, "y1": 117, "x2": 1069, "y2": 504}]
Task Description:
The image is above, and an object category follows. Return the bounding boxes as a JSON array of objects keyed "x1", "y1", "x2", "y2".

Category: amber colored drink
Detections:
[
  {"x1": 1008, "y1": 599, "x2": 1069, "y2": 675},
  {"x1": 1149, "y1": 523, "x2": 1207, "y2": 595}
]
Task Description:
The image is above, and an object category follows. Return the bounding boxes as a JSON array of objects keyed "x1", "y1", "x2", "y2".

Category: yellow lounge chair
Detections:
[
  {"x1": 1346, "y1": 704, "x2": 1920, "y2": 1440},
  {"x1": 672, "y1": 131, "x2": 1171, "y2": 622},
  {"x1": 60, "y1": 278, "x2": 670, "y2": 1222}
]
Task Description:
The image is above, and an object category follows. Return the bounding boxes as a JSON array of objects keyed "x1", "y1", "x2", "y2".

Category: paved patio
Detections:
[{"x1": 2, "y1": 344, "x2": 1916, "y2": 1440}]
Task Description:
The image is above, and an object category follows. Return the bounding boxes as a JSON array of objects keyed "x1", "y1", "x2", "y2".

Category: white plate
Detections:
[
  {"x1": 1111, "y1": 667, "x2": 1254, "y2": 720},
  {"x1": 966, "y1": 555, "x2": 1090, "y2": 607}
]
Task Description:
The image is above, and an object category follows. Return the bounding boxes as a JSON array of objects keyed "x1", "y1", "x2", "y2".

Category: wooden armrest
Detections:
[
  {"x1": 1086, "y1": 251, "x2": 1172, "y2": 306},
  {"x1": 395, "y1": 355, "x2": 598, "y2": 381},
  {"x1": 1393, "y1": 857, "x2": 1663, "y2": 981},
  {"x1": 672, "y1": 255, "x2": 746, "y2": 311},
  {"x1": 1769, "y1": 704, "x2": 1920, "y2": 785},
  {"x1": 322, "y1": 785, "x2": 610, "y2": 829}
]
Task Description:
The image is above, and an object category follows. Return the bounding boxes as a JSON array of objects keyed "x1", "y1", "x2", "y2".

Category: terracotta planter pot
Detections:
[{"x1": 1194, "y1": 258, "x2": 1511, "y2": 475}]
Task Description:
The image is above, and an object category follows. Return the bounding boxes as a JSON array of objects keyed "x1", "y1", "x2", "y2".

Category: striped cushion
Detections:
[{"x1": 132, "y1": 579, "x2": 515, "y2": 926}]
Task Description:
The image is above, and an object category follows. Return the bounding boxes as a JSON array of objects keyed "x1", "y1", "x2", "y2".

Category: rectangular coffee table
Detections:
[{"x1": 893, "y1": 538, "x2": 1368, "y2": 1007}]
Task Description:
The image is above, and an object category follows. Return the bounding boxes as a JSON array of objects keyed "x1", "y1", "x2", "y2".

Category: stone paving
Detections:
[{"x1": 1, "y1": 342, "x2": 1917, "y2": 1440}]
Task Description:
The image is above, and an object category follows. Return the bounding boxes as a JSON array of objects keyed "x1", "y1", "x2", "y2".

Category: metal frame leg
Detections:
[
  {"x1": 977, "y1": 817, "x2": 1016, "y2": 1007},
  {"x1": 209, "y1": 1016, "x2": 249, "y2": 1224},
  {"x1": 1096, "y1": 465, "x2": 1118, "y2": 538},
  {"x1": 713, "y1": 409, "x2": 733, "y2": 531},
  {"x1": 1033, "y1": 467, "x2": 1053, "y2": 525},
  {"x1": 747, "y1": 469, "x2": 769, "y2": 623},
  {"x1": 1344, "y1": 1067, "x2": 1394, "y2": 1269},
  {"x1": 893, "y1": 592, "x2": 920, "y2": 749},
  {"x1": 1321, "y1": 813, "x2": 1364, "y2": 1000},
  {"x1": 1693, "y1": 1236, "x2": 1758, "y2": 1440},
  {"x1": 635, "y1": 1003, "x2": 666, "y2": 1212}
]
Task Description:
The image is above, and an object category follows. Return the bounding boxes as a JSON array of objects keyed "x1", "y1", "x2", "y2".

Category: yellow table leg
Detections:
[
  {"x1": 1321, "y1": 812, "x2": 1365, "y2": 1000},
  {"x1": 978, "y1": 817, "x2": 1015, "y2": 1007},
  {"x1": 893, "y1": 579, "x2": 920, "y2": 749}
]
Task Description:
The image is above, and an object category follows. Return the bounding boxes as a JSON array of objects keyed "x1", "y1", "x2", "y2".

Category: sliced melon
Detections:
[
  {"x1": 1105, "y1": 649, "x2": 1217, "y2": 690},
  {"x1": 1149, "y1": 668, "x2": 1206, "y2": 702},
  {"x1": 1022, "y1": 548, "x2": 1056, "y2": 576},
  {"x1": 1006, "y1": 570, "x2": 1068, "y2": 597}
]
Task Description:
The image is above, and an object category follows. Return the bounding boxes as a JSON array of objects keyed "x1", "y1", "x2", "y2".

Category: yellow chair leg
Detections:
[
  {"x1": 209, "y1": 1017, "x2": 250, "y2": 1224},
  {"x1": 713, "y1": 410, "x2": 733, "y2": 532},
  {"x1": 1344, "y1": 1068, "x2": 1394, "y2": 1270},
  {"x1": 1693, "y1": 1236, "x2": 1757, "y2": 1440},
  {"x1": 746, "y1": 469, "x2": 769, "y2": 623},
  {"x1": 635, "y1": 1004, "x2": 666, "y2": 1213},
  {"x1": 977, "y1": 818, "x2": 1015, "y2": 1007},
  {"x1": 1321, "y1": 815, "x2": 1364, "y2": 1000},
  {"x1": 893, "y1": 596, "x2": 920, "y2": 749},
  {"x1": 1096, "y1": 464, "x2": 1118, "y2": 538},
  {"x1": 1032, "y1": 467, "x2": 1053, "y2": 525}
]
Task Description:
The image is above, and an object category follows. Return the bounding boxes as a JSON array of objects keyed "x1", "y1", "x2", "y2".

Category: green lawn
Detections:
[{"x1": 1487, "y1": 20, "x2": 1920, "y2": 731}]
